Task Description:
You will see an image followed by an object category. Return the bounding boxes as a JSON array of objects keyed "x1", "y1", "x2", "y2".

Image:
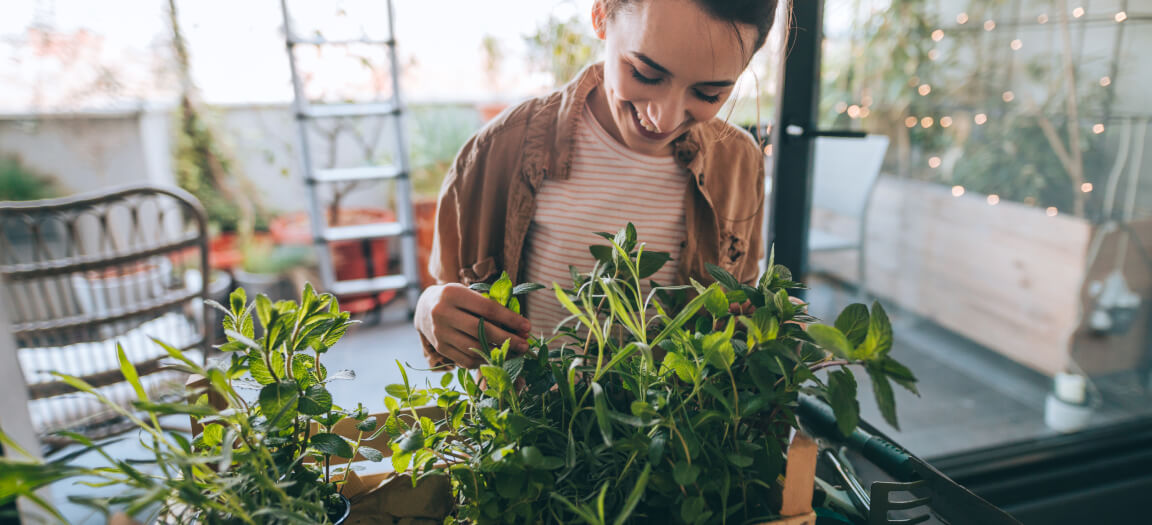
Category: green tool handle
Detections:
[{"x1": 798, "y1": 395, "x2": 919, "y2": 481}]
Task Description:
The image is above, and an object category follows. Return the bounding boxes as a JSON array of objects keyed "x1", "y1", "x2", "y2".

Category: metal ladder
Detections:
[{"x1": 278, "y1": 0, "x2": 420, "y2": 316}]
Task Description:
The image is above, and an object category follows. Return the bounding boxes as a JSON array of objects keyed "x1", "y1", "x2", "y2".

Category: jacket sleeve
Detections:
[
  {"x1": 416, "y1": 134, "x2": 480, "y2": 368},
  {"x1": 737, "y1": 144, "x2": 767, "y2": 286}
]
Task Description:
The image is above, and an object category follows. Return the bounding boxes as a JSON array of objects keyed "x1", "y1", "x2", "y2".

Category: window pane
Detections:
[{"x1": 810, "y1": 0, "x2": 1152, "y2": 457}]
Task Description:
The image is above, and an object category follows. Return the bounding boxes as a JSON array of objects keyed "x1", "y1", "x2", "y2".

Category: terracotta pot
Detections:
[
  {"x1": 208, "y1": 232, "x2": 243, "y2": 270},
  {"x1": 477, "y1": 102, "x2": 510, "y2": 123},
  {"x1": 270, "y1": 209, "x2": 397, "y2": 311}
]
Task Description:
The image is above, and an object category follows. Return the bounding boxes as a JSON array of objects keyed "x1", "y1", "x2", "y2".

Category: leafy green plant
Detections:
[
  {"x1": 0, "y1": 285, "x2": 377, "y2": 524},
  {"x1": 0, "y1": 156, "x2": 64, "y2": 201},
  {"x1": 387, "y1": 224, "x2": 916, "y2": 524}
]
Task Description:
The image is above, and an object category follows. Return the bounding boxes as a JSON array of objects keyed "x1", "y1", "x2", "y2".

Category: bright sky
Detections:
[{"x1": 0, "y1": 0, "x2": 597, "y2": 110}]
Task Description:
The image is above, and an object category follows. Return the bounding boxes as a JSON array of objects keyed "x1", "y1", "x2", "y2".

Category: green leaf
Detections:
[
  {"x1": 613, "y1": 464, "x2": 651, "y2": 525},
  {"x1": 469, "y1": 282, "x2": 491, "y2": 293},
  {"x1": 391, "y1": 450, "x2": 412, "y2": 472},
  {"x1": 727, "y1": 454, "x2": 754, "y2": 467},
  {"x1": 358, "y1": 445, "x2": 385, "y2": 462},
  {"x1": 229, "y1": 287, "x2": 247, "y2": 315},
  {"x1": 116, "y1": 345, "x2": 147, "y2": 402},
  {"x1": 867, "y1": 365, "x2": 900, "y2": 430},
  {"x1": 490, "y1": 272, "x2": 513, "y2": 307},
  {"x1": 661, "y1": 351, "x2": 697, "y2": 383},
  {"x1": 828, "y1": 370, "x2": 860, "y2": 436},
  {"x1": 357, "y1": 416, "x2": 378, "y2": 432},
  {"x1": 807, "y1": 324, "x2": 853, "y2": 359},
  {"x1": 383, "y1": 415, "x2": 403, "y2": 438},
  {"x1": 385, "y1": 383, "x2": 410, "y2": 400},
  {"x1": 704, "y1": 287, "x2": 729, "y2": 318},
  {"x1": 397, "y1": 427, "x2": 425, "y2": 453},
  {"x1": 512, "y1": 282, "x2": 546, "y2": 295},
  {"x1": 673, "y1": 462, "x2": 700, "y2": 485},
  {"x1": 508, "y1": 296, "x2": 521, "y2": 315},
  {"x1": 258, "y1": 382, "x2": 299, "y2": 426},
  {"x1": 591, "y1": 382, "x2": 613, "y2": 446},
  {"x1": 636, "y1": 250, "x2": 672, "y2": 279},
  {"x1": 255, "y1": 294, "x2": 273, "y2": 331},
  {"x1": 702, "y1": 328, "x2": 735, "y2": 370},
  {"x1": 503, "y1": 356, "x2": 525, "y2": 382},
  {"x1": 883, "y1": 358, "x2": 920, "y2": 396},
  {"x1": 834, "y1": 304, "x2": 870, "y2": 348},
  {"x1": 310, "y1": 432, "x2": 354, "y2": 458},
  {"x1": 298, "y1": 384, "x2": 333, "y2": 415},
  {"x1": 589, "y1": 244, "x2": 615, "y2": 264},
  {"x1": 859, "y1": 301, "x2": 893, "y2": 359},
  {"x1": 706, "y1": 262, "x2": 742, "y2": 290},
  {"x1": 480, "y1": 365, "x2": 511, "y2": 395}
]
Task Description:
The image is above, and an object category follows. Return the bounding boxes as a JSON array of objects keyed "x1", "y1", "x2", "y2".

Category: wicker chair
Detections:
[{"x1": 0, "y1": 184, "x2": 210, "y2": 447}]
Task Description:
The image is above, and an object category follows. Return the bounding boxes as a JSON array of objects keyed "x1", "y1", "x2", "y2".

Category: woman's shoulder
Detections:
[
  {"x1": 469, "y1": 91, "x2": 564, "y2": 150},
  {"x1": 696, "y1": 118, "x2": 763, "y2": 161}
]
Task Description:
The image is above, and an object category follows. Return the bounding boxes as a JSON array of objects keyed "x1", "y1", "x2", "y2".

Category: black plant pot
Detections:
[{"x1": 331, "y1": 494, "x2": 351, "y2": 525}]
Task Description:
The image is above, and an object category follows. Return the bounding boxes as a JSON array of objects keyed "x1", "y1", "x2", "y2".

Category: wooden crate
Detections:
[{"x1": 811, "y1": 176, "x2": 1152, "y2": 377}]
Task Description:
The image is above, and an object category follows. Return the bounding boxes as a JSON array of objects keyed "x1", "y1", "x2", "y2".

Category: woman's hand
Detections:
[{"x1": 415, "y1": 283, "x2": 532, "y2": 369}]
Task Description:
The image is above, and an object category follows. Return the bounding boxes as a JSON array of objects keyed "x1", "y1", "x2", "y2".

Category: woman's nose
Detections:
[{"x1": 646, "y1": 99, "x2": 684, "y2": 133}]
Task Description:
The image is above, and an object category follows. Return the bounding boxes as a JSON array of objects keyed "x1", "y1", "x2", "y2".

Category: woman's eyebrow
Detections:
[{"x1": 632, "y1": 52, "x2": 735, "y2": 87}]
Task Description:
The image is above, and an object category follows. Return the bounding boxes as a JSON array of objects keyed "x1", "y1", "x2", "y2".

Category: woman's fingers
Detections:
[
  {"x1": 451, "y1": 286, "x2": 531, "y2": 336},
  {"x1": 441, "y1": 307, "x2": 529, "y2": 354}
]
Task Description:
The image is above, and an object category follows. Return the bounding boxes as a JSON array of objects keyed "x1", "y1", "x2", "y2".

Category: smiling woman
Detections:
[{"x1": 413, "y1": 0, "x2": 780, "y2": 369}]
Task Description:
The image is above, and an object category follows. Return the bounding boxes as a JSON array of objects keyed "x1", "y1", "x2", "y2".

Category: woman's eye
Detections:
[
  {"x1": 630, "y1": 67, "x2": 661, "y2": 85},
  {"x1": 695, "y1": 90, "x2": 721, "y2": 104}
]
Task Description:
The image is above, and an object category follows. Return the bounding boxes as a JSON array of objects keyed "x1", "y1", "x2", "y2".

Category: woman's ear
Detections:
[{"x1": 591, "y1": 0, "x2": 607, "y2": 40}]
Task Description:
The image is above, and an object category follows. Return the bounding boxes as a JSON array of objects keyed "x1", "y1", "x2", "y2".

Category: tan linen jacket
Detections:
[{"x1": 421, "y1": 63, "x2": 765, "y2": 366}]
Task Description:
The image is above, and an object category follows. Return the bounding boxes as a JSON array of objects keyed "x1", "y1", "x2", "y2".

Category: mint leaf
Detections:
[
  {"x1": 834, "y1": 304, "x2": 870, "y2": 348},
  {"x1": 828, "y1": 370, "x2": 860, "y2": 436},
  {"x1": 807, "y1": 325, "x2": 853, "y2": 359},
  {"x1": 310, "y1": 432, "x2": 353, "y2": 458},
  {"x1": 867, "y1": 365, "x2": 899, "y2": 429}
]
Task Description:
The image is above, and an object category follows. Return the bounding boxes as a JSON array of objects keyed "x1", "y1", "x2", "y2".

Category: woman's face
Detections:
[{"x1": 595, "y1": 0, "x2": 758, "y2": 156}]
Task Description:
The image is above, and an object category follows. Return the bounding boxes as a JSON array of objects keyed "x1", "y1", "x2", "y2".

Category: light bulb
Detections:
[
  {"x1": 932, "y1": 29, "x2": 944, "y2": 41},
  {"x1": 1010, "y1": 39, "x2": 1023, "y2": 50},
  {"x1": 1115, "y1": 12, "x2": 1127, "y2": 22},
  {"x1": 1002, "y1": 91, "x2": 1015, "y2": 102},
  {"x1": 952, "y1": 185, "x2": 965, "y2": 197},
  {"x1": 921, "y1": 117, "x2": 934, "y2": 128},
  {"x1": 940, "y1": 116, "x2": 954, "y2": 128},
  {"x1": 1081, "y1": 183, "x2": 1094, "y2": 193},
  {"x1": 1093, "y1": 123, "x2": 1105, "y2": 134},
  {"x1": 1046, "y1": 207, "x2": 1059, "y2": 216},
  {"x1": 1073, "y1": 7, "x2": 1085, "y2": 18},
  {"x1": 929, "y1": 156, "x2": 942, "y2": 168},
  {"x1": 974, "y1": 113, "x2": 988, "y2": 125},
  {"x1": 905, "y1": 116, "x2": 918, "y2": 128},
  {"x1": 1038, "y1": 14, "x2": 1049, "y2": 24},
  {"x1": 918, "y1": 84, "x2": 932, "y2": 96},
  {"x1": 847, "y1": 105, "x2": 861, "y2": 118},
  {"x1": 984, "y1": 20, "x2": 996, "y2": 31},
  {"x1": 987, "y1": 194, "x2": 1000, "y2": 205},
  {"x1": 957, "y1": 13, "x2": 969, "y2": 24},
  {"x1": 1100, "y1": 76, "x2": 1112, "y2": 87}
]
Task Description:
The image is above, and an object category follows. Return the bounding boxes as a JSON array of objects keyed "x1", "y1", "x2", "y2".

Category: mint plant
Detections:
[
  {"x1": 0, "y1": 285, "x2": 377, "y2": 524},
  {"x1": 386, "y1": 223, "x2": 917, "y2": 524}
]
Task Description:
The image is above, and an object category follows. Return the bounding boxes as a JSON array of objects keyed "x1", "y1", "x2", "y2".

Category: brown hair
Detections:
[{"x1": 604, "y1": 0, "x2": 779, "y2": 54}]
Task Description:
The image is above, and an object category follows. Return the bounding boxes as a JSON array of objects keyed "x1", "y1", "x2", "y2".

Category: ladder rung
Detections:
[
  {"x1": 300, "y1": 102, "x2": 399, "y2": 119},
  {"x1": 289, "y1": 37, "x2": 395, "y2": 46},
  {"x1": 322, "y1": 222, "x2": 406, "y2": 242},
  {"x1": 330, "y1": 275, "x2": 410, "y2": 296},
  {"x1": 311, "y1": 166, "x2": 405, "y2": 183}
]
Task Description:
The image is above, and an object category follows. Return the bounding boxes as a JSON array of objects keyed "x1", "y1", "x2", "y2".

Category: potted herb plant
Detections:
[
  {"x1": 0, "y1": 285, "x2": 380, "y2": 524},
  {"x1": 382, "y1": 224, "x2": 916, "y2": 524}
]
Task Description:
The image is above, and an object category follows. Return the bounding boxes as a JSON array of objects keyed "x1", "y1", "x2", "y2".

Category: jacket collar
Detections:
[{"x1": 548, "y1": 63, "x2": 706, "y2": 182}]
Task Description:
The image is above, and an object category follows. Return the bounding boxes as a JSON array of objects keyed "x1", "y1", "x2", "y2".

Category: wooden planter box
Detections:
[
  {"x1": 183, "y1": 378, "x2": 819, "y2": 524},
  {"x1": 811, "y1": 176, "x2": 1152, "y2": 377}
]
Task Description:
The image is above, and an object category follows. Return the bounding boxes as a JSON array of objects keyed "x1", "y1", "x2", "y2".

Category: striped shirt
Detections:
[{"x1": 522, "y1": 104, "x2": 689, "y2": 338}]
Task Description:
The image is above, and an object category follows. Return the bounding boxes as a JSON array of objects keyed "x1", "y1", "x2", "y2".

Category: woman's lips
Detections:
[{"x1": 628, "y1": 102, "x2": 676, "y2": 141}]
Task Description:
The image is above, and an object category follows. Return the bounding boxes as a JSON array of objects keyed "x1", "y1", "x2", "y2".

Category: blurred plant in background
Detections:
[
  {"x1": 0, "y1": 155, "x2": 64, "y2": 201},
  {"x1": 524, "y1": 14, "x2": 601, "y2": 88},
  {"x1": 819, "y1": 0, "x2": 1126, "y2": 221}
]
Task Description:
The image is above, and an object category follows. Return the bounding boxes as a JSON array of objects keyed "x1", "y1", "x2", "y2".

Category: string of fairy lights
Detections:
[{"x1": 831, "y1": 4, "x2": 1135, "y2": 217}]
